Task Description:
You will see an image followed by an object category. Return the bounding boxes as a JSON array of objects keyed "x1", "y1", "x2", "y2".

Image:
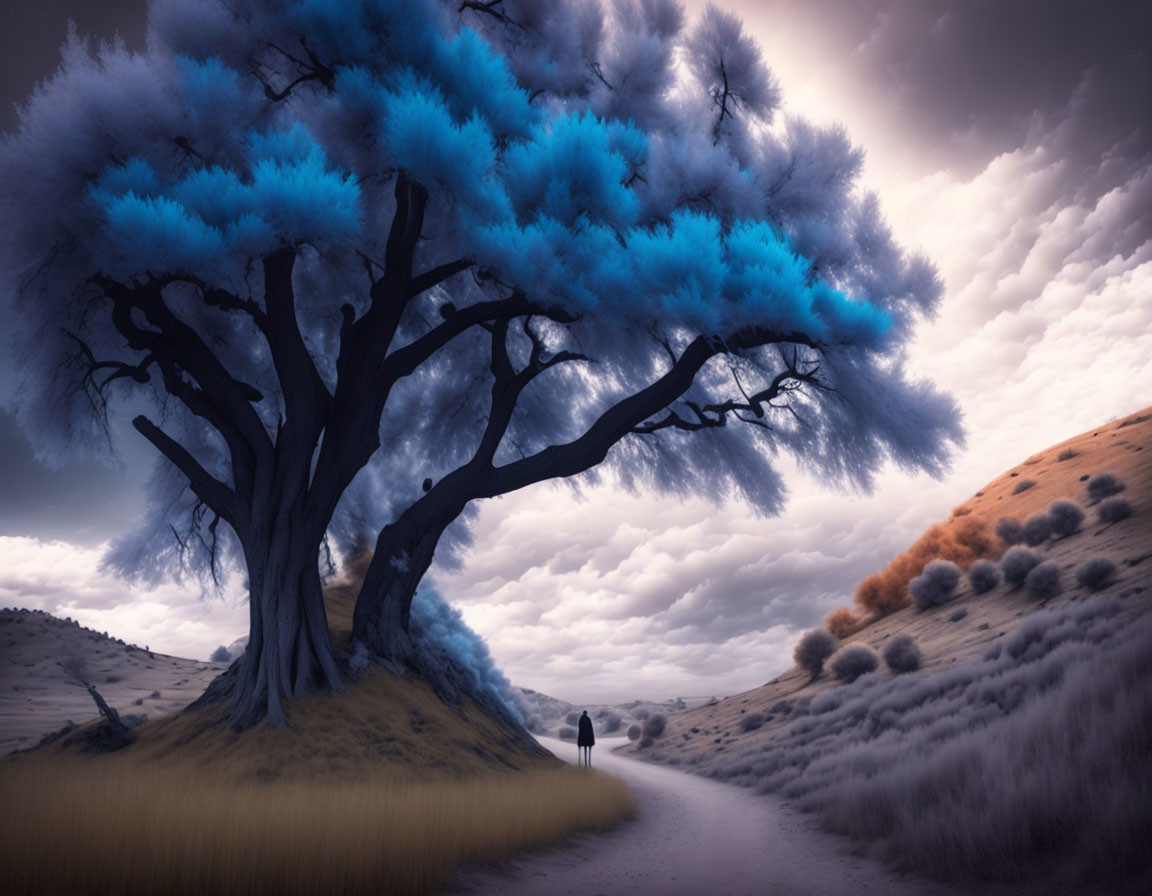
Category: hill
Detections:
[
  {"x1": 622, "y1": 406, "x2": 1152, "y2": 894},
  {"x1": 0, "y1": 573, "x2": 635, "y2": 894}
]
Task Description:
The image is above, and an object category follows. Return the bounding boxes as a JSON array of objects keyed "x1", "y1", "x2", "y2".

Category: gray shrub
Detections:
[
  {"x1": 1086, "y1": 472, "x2": 1125, "y2": 503},
  {"x1": 1000, "y1": 546, "x2": 1041, "y2": 588},
  {"x1": 209, "y1": 645, "x2": 231, "y2": 663},
  {"x1": 967, "y1": 559, "x2": 1001, "y2": 594},
  {"x1": 883, "y1": 635, "x2": 922, "y2": 674},
  {"x1": 794, "y1": 629, "x2": 837, "y2": 679},
  {"x1": 1025, "y1": 561, "x2": 1062, "y2": 600},
  {"x1": 558, "y1": 726, "x2": 577, "y2": 741},
  {"x1": 1012, "y1": 478, "x2": 1036, "y2": 495},
  {"x1": 627, "y1": 724, "x2": 641, "y2": 741},
  {"x1": 1098, "y1": 498, "x2": 1132, "y2": 524},
  {"x1": 643, "y1": 713, "x2": 667, "y2": 738},
  {"x1": 1076, "y1": 558, "x2": 1117, "y2": 592},
  {"x1": 995, "y1": 517, "x2": 1025, "y2": 545},
  {"x1": 909, "y1": 559, "x2": 962, "y2": 610},
  {"x1": 1022, "y1": 513, "x2": 1053, "y2": 546},
  {"x1": 740, "y1": 712, "x2": 765, "y2": 732},
  {"x1": 565, "y1": 711, "x2": 579, "y2": 726},
  {"x1": 602, "y1": 712, "x2": 622, "y2": 734},
  {"x1": 831, "y1": 645, "x2": 879, "y2": 683},
  {"x1": 1047, "y1": 500, "x2": 1084, "y2": 536}
]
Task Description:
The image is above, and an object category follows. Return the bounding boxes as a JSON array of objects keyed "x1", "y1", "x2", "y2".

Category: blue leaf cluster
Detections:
[{"x1": 409, "y1": 587, "x2": 523, "y2": 726}]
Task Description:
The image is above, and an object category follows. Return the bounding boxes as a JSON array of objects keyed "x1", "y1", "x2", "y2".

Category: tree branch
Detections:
[{"x1": 133, "y1": 415, "x2": 240, "y2": 526}]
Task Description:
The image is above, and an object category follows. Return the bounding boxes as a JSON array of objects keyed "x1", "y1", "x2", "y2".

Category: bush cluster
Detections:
[
  {"x1": 883, "y1": 635, "x2": 922, "y2": 674},
  {"x1": 831, "y1": 645, "x2": 879, "y2": 683},
  {"x1": 854, "y1": 518, "x2": 998, "y2": 616},
  {"x1": 794, "y1": 629, "x2": 837, "y2": 678},
  {"x1": 627, "y1": 724, "x2": 641, "y2": 741},
  {"x1": 1012, "y1": 478, "x2": 1036, "y2": 495},
  {"x1": 909, "y1": 560, "x2": 962, "y2": 610},
  {"x1": 967, "y1": 559, "x2": 1001, "y2": 593},
  {"x1": 739, "y1": 713, "x2": 765, "y2": 732},
  {"x1": 1000, "y1": 546, "x2": 1041, "y2": 588},
  {"x1": 643, "y1": 714, "x2": 666, "y2": 739},
  {"x1": 558, "y1": 726, "x2": 577, "y2": 741},
  {"x1": 1025, "y1": 561, "x2": 1061, "y2": 600},
  {"x1": 825, "y1": 608, "x2": 861, "y2": 639},
  {"x1": 601, "y1": 712, "x2": 621, "y2": 734},
  {"x1": 1022, "y1": 513, "x2": 1053, "y2": 546},
  {"x1": 1098, "y1": 498, "x2": 1132, "y2": 524},
  {"x1": 994, "y1": 516, "x2": 1025, "y2": 546},
  {"x1": 1086, "y1": 473, "x2": 1125, "y2": 503},
  {"x1": 565, "y1": 711, "x2": 579, "y2": 726},
  {"x1": 1047, "y1": 500, "x2": 1084, "y2": 537},
  {"x1": 1076, "y1": 558, "x2": 1117, "y2": 592}
]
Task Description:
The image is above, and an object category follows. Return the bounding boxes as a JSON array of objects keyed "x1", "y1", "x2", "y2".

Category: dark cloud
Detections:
[
  {"x1": 0, "y1": 411, "x2": 145, "y2": 546},
  {"x1": 735, "y1": 0, "x2": 1151, "y2": 175}
]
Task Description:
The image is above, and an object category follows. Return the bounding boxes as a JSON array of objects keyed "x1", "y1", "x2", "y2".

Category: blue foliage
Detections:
[{"x1": 409, "y1": 587, "x2": 522, "y2": 726}]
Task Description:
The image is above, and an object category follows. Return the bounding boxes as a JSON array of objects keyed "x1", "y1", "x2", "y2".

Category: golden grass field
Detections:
[
  {"x1": 0, "y1": 576, "x2": 636, "y2": 894},
  {"x1": 1, "y1": 758, "x2": 633, "y2": 895}
]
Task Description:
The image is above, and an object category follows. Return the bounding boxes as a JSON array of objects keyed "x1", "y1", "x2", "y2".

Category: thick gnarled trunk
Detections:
[
  {"x1": 230, "y1": 527, "x2": 343, "y2": 729},
  {"x1": 352, "y1": 504, "x2": 452, "y2": 665}
]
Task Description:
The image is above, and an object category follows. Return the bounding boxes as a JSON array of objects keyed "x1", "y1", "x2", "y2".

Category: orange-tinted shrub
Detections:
[
  {"x1": 825, "y1": 608, "x2": 862, "y2": 638},
  {"x1": 854, "y1": 517, "x2": 1003, "y2": 617}
]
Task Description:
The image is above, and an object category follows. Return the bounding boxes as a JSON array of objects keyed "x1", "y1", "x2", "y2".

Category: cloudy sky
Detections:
[{"x1": 1, "y1": 1, "x2": 1149, "y2": 703}]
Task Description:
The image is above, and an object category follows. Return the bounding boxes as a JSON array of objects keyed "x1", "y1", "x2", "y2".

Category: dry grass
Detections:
[
  {"x1": 0, "y1": 758, "x2": 634, "y2": 895},
  {"x1": 2, "y1": 582, "x2": 636, "y2": 895}
]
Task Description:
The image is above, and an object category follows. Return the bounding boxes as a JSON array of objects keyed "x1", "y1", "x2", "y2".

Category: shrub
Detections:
[
  {"x1": 825, "y1": 608, "x2": 861, "y2": 639},
  {"x1": 949, "y1": 608, "x2": 969, "y2": 622},
  {"x1": 854, "y1": 518, "x2": 998, "y2": 616},
  {"x1": 1057, "y1": 448, "x2": 1077, "y2": 461},
  {"x1": 1098, "y1": 498, "x2": 1132, "y2": 524},
  {"x1": 1022, "y1": 513, "x2": 1053, "y2": 546},
  {"x1": 565, "y1": 711, "x2": 579, "y2": 726},
  {"x1": 1047, "y1": 500, "x2": 1084, "y2": 537},
  {"x1": 831, "y1": 645, "x2": 879, "y2": 683},
  {"x1": 883, "y1": 635, "x2": 922, "y2": 674},
  {"x1": 643, "y1": 714, "x2": 666, "y2": 738},
  {"x1": 968, "y1": 559, "x2": 1001, "y2": 593},
  {"x1": 558, "y1": 726, "x2": 577, "y2": 741},
  {"x1": 638, "y1": 736, "x2": 653, "y2": 749},
  {"x1": 632, "y1": 708, "x2": 650, "y2": 721},
  {"x1": 210, "y1": 645, "x2": 231, "y2": 663},
  {"x1": 602, "y1": 713, "x2": 621, "y2": 734},
  {"x1": 909, "y1": 560, "x2": 962, "y2": 610},
  {"x1": 1000, "y1": 546, "x2": 1041, "y2": 588},
  {"x1": 740, "y1": 713, "x2": 765, "y2": 732},
  {"x1": 793, "y1": 629, "x2": 837, "y2": 678},
  {"x1": 1076, "y1": 558, "x2": 1117, "y2": 591},
  {"x1": 627, "y1": 724, "x2": 641, "y2": 741},
  {"x1": 1086, "y1": 473, "x2": 1125, "y2": 503},
  {"x1": 1025, "y1": 561, "x2": 1061, "y2": 600},
  {"x1": 1012, "y1": 478, "x2": 1036, "y2": 494},
  {"x1": 995, "y1": 517, "x2": 1025, "y2": 546}
]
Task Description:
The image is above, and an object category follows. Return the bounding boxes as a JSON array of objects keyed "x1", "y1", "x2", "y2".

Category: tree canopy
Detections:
[{"x1": 0, "y1": 0, "x2": 961, "y2": 727}]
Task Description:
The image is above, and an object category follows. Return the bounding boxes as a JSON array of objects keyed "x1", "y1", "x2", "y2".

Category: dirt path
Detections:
[{"x1": 450, "y1": 735, "x2": 965, "y2": 896}]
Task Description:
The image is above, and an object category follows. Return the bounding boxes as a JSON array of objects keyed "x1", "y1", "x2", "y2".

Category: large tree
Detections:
[{"x1": 0, "y1": 0, "x2": 961, "y2": 728}]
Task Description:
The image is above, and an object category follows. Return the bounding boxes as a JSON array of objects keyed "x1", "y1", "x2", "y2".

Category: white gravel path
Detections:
[{"x1": 449, "y1": 735, "x2": 967, "y2": 896}]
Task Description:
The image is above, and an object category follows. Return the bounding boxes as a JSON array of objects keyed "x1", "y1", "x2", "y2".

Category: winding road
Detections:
[{"x1": 450, "y1": 735, "x2": 963, "y2": 896}]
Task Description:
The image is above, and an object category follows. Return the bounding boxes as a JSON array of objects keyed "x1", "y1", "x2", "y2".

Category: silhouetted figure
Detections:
[{"x1": 577, "y1": 710, "x2": 595, "y2": 767}]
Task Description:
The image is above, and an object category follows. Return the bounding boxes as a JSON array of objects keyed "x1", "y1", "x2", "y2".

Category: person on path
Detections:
[{"x1": 577, "y1": 710, "x2": 595, "y2": 767}]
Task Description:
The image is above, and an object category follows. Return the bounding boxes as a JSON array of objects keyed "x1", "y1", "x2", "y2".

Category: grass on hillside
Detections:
[{"x1": 1, "y1": 758, "x2": 633, "y2": 895}]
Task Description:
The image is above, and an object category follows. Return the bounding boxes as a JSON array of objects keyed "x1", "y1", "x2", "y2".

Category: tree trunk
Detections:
[
  {"x1": 352, "y1": 506, "x2": 448, "y2": 665},
  {"x1": 230, "y1": 526, "x2": 343, "y2": 729}
]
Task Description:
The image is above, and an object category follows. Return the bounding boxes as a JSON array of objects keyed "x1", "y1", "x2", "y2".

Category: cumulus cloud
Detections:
[{"x1": 0, "y1": 535, "x2": 247, "y2": 660}]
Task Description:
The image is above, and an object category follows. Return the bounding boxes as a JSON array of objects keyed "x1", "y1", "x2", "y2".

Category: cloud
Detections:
[{"x1": 0, "y1": 535, "x2": 247, "y2": 660}]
